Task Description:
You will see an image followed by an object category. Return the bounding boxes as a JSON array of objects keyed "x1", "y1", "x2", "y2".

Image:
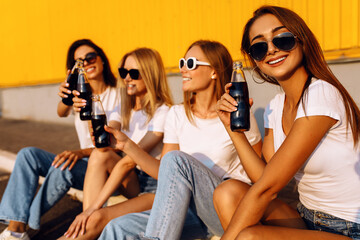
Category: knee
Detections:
[
  {"x1": 16, "y1": 147, "x2": 39, "y2": 164},
  {"x1": 213, "y1": 179, "x2": 249, "y2": 208},
  {"x1": 88, "y1": 148, "x2": 116, "y2": 168},
  {"x1": 236, "y1": 226, "x2": 261, "y2": 240},
  {"x1": 86, "y1": 210, "x2": 104, "y2": 229},
  {"x1": 161, "y1": 150, "x2": 190, "y2": 168}
]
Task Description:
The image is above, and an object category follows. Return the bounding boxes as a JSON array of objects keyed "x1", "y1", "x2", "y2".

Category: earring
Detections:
[
  {"x1": 211, "y1": 76, "x2": 216, "y2": 80},
  {"x1": 250, "y1": 66, "x2": 266, "y2": 84}
]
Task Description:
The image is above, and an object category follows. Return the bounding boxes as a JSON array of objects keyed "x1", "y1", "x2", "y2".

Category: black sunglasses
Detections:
[
  {"x1": 118, "y1": 68, "x2": 141, "y2": 80},
  {"x1": 249, "y1": 32, "x2": 297, "y2": 61},
  {"x1": 76, "y1": 52, "x2": 98, "y2": 64}
]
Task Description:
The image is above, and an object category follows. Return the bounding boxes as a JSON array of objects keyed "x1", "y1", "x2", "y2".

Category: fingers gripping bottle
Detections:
[
  {"x1": 77, "y1": 67, "x2": 92, "y2": 120},
  {"x1": 62, "y1": 60, "x2": 83, "y2": 106},
  {"x1": 229, "y1": 61, "x2": 250, "y2": 132},
  {"x1": 91, "y1": 95, "x2": 110, "y2": 148}
]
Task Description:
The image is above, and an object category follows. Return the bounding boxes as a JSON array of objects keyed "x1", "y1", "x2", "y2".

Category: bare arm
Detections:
[{"x1": 221, "y1": 116, "x2": 336, "y2": 239}]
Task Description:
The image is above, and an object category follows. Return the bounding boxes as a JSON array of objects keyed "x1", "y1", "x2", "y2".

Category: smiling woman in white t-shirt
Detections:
[
  {"x1": 0, "y1": 39, "x2": 120, "y2": 240},
  {"x1": 215, "y1": 5, "x2": 360, "y2": 240},
  {"x1": 59, "y1": 47, "x2": 173, "y2": 240},
  {"x1": 98, "y1": 40, "x2": 262, "y2": 240}
]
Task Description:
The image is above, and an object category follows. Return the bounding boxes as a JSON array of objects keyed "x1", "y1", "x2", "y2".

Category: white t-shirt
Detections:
[
  {"x1": 164, "y1": 104, "x2": 262, "y2": 183},
  {"x1": 74, "y1": 86, "x2": 121, "y2": 149},
  {"x1": 264, "y1": 79, "x2": 360, "y2": 223},
  {"x1": 110, "y1": 104, "x2": 170, "y2": 159}
]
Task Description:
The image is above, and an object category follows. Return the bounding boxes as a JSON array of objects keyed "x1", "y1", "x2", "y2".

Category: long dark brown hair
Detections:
[
  {"x1": 66, "y1": 39, "x2": 116, "y2": 87},
  {"x1": 241, "y1": 5, "x2": 360, "y2": 146}
]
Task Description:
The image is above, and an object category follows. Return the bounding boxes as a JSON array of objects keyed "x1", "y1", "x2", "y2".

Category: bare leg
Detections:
[
  {"x1": 236, "y1": 225, "x2": 351, "y2": 240},
  {"x1": 213, "y1": 179, "x2": 306, "y2": 230},
  {"x1": 57, "y1": 193, "x2": 155, "y2": 240},
  {"x1": 82, "y1": 149, "x2": 121, "y2": 209},
  {"x1": 7, "y1": 221, "x2": 26, "y2": 233}
]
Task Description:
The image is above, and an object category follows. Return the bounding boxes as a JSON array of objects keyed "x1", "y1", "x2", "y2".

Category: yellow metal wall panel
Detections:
[
  {"x1": 308, "y1": 0, "x2": 325, "y2": 47},
  {"x1": 0, "y1": 0, "x2": 359, "y2": 87},
  {"x1": 324, "y1": 0, "x2": 341, "y2": 50}
]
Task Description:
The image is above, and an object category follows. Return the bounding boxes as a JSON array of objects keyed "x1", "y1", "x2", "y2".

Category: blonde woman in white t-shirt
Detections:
[
  {"x1": 59, "y1": 48, "x2": 173, "y2": 240},
  {"x1": 215, "y1": 6, "x2": 360, "y2": 240},
  {"x1": 98, "y1": 40, "x2": 262, "y2": 240}
]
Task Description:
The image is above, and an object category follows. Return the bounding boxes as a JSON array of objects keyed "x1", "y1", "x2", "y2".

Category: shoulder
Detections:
[
  {"x1": 169, "y1": 104, "x2": 185, "y2": 115},
  {"x1": 166, "y1": 104, "x2": 186, "y2": 122},
  {"x1": 153, "y1": 104, "x2": 170, "y2": 119},
  {"x1": 307, "y1": 79, "x2": 341, "y2": 99}
]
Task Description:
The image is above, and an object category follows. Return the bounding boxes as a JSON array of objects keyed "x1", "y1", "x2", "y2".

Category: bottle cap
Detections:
[{"x1": 233, "y1": 61, "x2": 243, "y2": 69}]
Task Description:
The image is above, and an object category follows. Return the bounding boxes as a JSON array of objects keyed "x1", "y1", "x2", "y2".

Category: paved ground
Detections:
[{"x1": 0, "y1": 118, "x2": 82, "y2": 239}]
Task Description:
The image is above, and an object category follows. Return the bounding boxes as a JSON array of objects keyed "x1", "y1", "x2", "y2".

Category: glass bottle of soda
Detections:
[
  {"x1": 77, "y1": 67, "x2": 92, "y2": 120},
  {"x1": 229, "y1": 61, "x2": 250, "y2": 132},
  {"x1": 91, "y1": 95, "x2": 110, "y2": 148},
  {"x1": 62, "y1": 60, "x2": 83, "y2": 106}
]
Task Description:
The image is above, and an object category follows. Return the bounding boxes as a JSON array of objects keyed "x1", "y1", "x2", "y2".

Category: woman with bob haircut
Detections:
[
  {"x1": 61, "y1": 47, "x2": 173, "y2": 240},
  {"x1": 215, "y1": 5, "x2": 360, "y2": 240}
]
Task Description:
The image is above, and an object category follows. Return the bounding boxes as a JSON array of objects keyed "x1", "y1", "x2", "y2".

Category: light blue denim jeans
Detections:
[
  {"x1": 99, "y1": 150, "x2": 224, "y2": 240},
  {"x1": 298, "y1": 203, "x2": 360, "y2": 240},
  {"x1": 0, "y1": 147, "x2": 87, "y2": 230}
]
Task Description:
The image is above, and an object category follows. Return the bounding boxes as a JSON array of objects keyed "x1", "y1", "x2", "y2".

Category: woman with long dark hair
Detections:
[
  {"x1": 215, "y1": 6, "x2": 360, "y2": 239},
  {"x1": 0, "y1": 39, "x2": 121, "y2": 240}
]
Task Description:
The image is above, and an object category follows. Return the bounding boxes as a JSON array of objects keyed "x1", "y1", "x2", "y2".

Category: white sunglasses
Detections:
[{"x1": 179, "y1": 57, "x2": 210, "y2": 70}]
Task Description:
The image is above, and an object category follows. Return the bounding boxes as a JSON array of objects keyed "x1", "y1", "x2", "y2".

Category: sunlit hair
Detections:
[
  {"x1": 118, "y1": 48, "x2": 173, "y2": 130},
  {"x1": 66, "y1": 39, "x2": 116, "y2": 87},
  {"x1": 241, "y1": 5, "x2": 360, "y2": 146},
  {"x1": 183, "y1": 40, "x2": 233, "y2": 123}
]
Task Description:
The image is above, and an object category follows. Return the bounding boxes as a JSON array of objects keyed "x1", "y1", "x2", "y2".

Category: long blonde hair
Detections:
[
  {"x1": 119, "y1": 48, "x2": 173, "y2": 130},
  {"x1": 183, "y1": 40, "x2": 233, "y2": 123}
]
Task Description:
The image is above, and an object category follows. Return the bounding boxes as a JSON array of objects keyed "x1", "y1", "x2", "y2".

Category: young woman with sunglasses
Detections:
[
  {"x1": 59, "y1": 47, "x2": 173, "y2": 240},
  {"x1": 97, "y1": 40, "x2": 262, "y2": 240},
  {"x1": 215, "y1": 5, "x2": 360, "y2": 240},
  {"x1": 0, "y1": 39, "x2": 120, "y2": 240}
]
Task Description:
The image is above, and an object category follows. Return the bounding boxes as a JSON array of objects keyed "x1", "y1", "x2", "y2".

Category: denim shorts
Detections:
[
  {"x1": 297, "y1": 203, "x2": 360, "y2": 239},
  {"x1": 135, "y1": 168, "x2": 157, "y2": 194}
]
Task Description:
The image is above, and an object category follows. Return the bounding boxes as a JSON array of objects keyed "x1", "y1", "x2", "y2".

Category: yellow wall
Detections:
[{"x1": 1, "y1": 0, "x2": 359, "y2": 87}]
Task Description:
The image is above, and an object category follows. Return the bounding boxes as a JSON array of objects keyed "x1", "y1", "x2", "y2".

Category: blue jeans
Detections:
[
  {"x1": 99, "y1": 150, "x2": 224, "y2": 240},
  {"x1": 0, "y1": 147, "x2": 87, "y2": 230},
  {"x1": 298, "y1": 203, "x2": 360, "y2": 239},
  {"x1": 135, "y1": 169, "x2": 157, "y2": 194}
]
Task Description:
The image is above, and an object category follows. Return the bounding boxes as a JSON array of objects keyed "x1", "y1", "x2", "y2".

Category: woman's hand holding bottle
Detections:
[
  {"x1": 216, "y1": 83, "x2": 237, "y2": 128},
  {"x1": 71, "y1": 90, "x2": 87, "y2": 113},
  {"x1": 58, "y1": 70, "x2": 72, "y2": 100},
  {"x1": 216, "y1": 82, "x2": 253, "y2": 129},
  {"x1": 104, "y1": 125, "x2": 131, "y2": 151}
]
